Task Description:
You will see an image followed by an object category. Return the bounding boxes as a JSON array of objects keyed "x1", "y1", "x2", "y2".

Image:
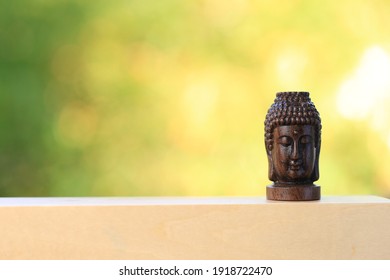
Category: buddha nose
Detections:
[{"x1": 291, "y1": 141, "x2": 301, "y2": 160}]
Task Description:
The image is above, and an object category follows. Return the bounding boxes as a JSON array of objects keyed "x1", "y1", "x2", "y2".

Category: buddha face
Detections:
[{"x1": 271, "y1": 125, "x2": 316, "y2": 184}]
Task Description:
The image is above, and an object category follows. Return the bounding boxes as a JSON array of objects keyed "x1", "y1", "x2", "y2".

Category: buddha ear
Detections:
[
  {"x1": 267, "y1": 148, "x2": 276, "y2": 181},
  {"x1": 311, "y1": 140, "x2": 321, "y2": 182}
]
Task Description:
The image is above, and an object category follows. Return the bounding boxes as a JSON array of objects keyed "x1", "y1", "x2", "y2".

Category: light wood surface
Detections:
[{"x1": 0, "y1": 196, "x2": 389, "y2": 260}]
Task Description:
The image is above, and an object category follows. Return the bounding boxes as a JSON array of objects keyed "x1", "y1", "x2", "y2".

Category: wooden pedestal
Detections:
[{"x1": 267, "y1": 184, "x2": 321, "y2": 201}]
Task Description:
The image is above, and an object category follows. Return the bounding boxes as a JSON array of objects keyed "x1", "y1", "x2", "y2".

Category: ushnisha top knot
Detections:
[{"x1": 276, "y1": 91, "x2": 309, "y2": 103}]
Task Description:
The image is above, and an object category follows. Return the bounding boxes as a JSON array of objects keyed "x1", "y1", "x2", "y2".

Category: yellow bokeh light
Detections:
[{"x1": 337, "y1": 46, "x2": 390, "y2": 152}]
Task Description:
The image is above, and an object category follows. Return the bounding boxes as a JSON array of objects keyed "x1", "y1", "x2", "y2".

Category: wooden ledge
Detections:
[
  {"x1": 0, "y1": 196, "x2": 389, "y2": 260},
  {"x1": 0, "y1": 195, "x2": 388, "y2": 206}
]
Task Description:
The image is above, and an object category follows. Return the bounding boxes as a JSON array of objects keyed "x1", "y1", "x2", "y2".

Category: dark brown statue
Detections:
[{"x1": 264, "y1": 91, "x2": 322, "y2": 201}]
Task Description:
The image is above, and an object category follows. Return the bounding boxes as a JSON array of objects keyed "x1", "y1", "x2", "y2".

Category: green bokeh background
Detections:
[{"x1": 1, "y1": 0, "x2": 390, "y2": 197}]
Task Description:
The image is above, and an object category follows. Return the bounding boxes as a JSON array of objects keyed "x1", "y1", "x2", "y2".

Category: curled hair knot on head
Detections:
[{"x1": 264, "y1": 91, "x2": 321, "y2": 151}]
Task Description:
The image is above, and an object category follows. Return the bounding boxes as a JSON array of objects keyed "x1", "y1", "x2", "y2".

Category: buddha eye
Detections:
[
  {"x1": 278, "y1": 136, "x2": 292, "y2": 147},
  {"x1": 300, "y1": 135, "x2": 313, "y2": 144}
]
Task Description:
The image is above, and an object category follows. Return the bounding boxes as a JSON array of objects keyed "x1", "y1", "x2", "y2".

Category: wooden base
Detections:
[{"x1": 267, "y1": 184, "x2": 321, "y2": 201}]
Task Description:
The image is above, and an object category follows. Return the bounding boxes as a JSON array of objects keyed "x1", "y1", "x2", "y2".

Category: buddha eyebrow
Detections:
[{"x1": 278, "y1": 135, "x2": 292, "y2": 140}]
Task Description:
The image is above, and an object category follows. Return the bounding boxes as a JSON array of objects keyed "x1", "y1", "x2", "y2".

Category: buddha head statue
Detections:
[{"x1": 264, "y1": 91, "x2": 321, "y2": 186}]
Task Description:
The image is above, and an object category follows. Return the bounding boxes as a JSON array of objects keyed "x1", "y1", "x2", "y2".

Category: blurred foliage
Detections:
[{"x1": 1, "y1": 0, "x2": 390, "y2": 197}]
